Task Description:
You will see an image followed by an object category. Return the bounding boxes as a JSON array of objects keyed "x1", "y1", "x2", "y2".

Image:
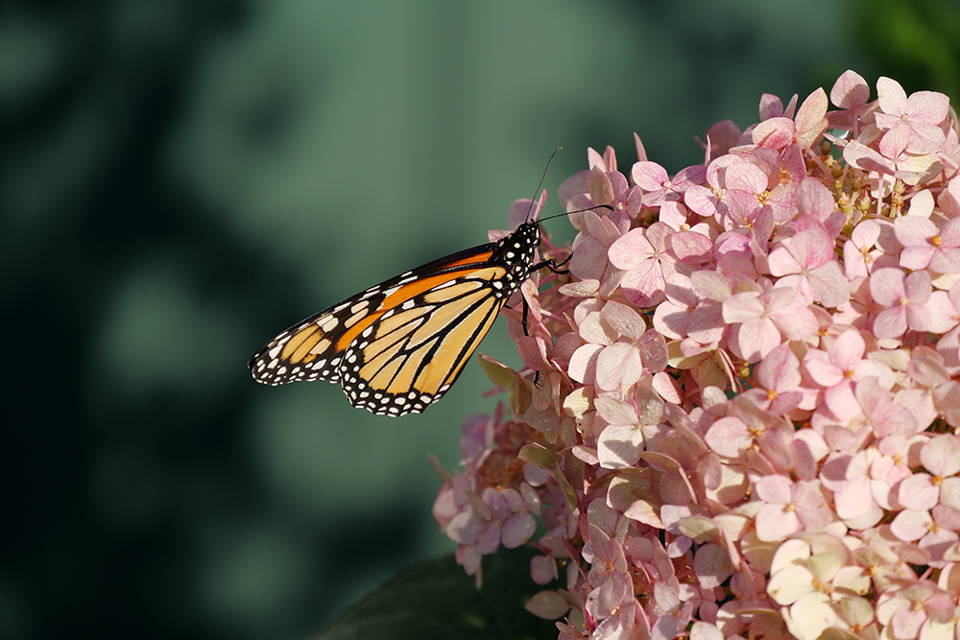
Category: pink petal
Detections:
[
  {"x1": 570, "y1": 236, "x2": 608, "y2": 280},
  {"x1": 755, "y1": 474, "x2": 793, "y2": 503},
  {"x1": 825, "y1": 381, "x2": 858, "y2": 420},
  {"x1": 672, "y1": 164, "x2": 707, "y2": 191},
  {"x1": 597, "y1": 425, "x2": 645, "y2": 469},
  {"x1": 898, "y1": 473, "x2": 939, "y2": 511},
  {"x1": 767, "y1": 244, "x2": 801, "y2": 276},
  {"x1": 941, "y1": 217, "x2": 960, "y2": 245},
  {"x1": 920, "y1": 435, "x2": 960, "y2": 478},
  {"x1": 652, "y1": 300, "x2": 690, "y2": 340},
  {"x1": 684, "y1": 185, "x2": 720, "y2": 217},
  {"x1": 759, "y1": 93, "x2": 785, "y2": 120},
  {"x1": 936, "y1": 382, "x2": 960, "y2": 428},
  {"x1": 809, "y1": 261, "x2": 849, "y2": 308},
  {"x1": 568, "y1": 343, "x2": 603, "y2": 384},
  {"x1": 756, "y1": 343, "x2": 801, "y2": 390},
  {"x1": 905, "y1": 90, "x2": 950, "y2": 125},
  {"x1": 735, "y1": 318, "x2": 781, "y2": 362},
  {"x1": 870, "y1": 268, "x2": 905, "y2": 306},
  {"x1": 843, "y1": 140, "x2": 895, "y2": 174},
  {"x1": 831, "y1": 328, "x2": 865, "y2": 369},
  {"x1": 588, "y1": 166, "x2": 615, "y2": 205},
  {"x1": 879, "y1": 124, "x2": 911, "y2": 158},
  {"x1": 634, "y1": 132, "x2": 648, "y2": 162},
  {"x1": 796, "y1": 178, "x2": 835, "y2": 220},
  {"x1": 904, "y1": 269, "x2": 931, "y2": 302},
  {"x1": 600, "y1": 300, "x2": 645, "y2": 341},
  {"x1": 755, "y1": 503, "x2": 801, "y2": 541},
  {"x1": 939, "y1": 176, "x2": 960, "y2": 218},
  {"x1": 895, "y1": 215, "x2": 937, "y2": 246},
  {"x1": 608, "y1": 228, "x2": 652, "y2": 270},
  {"x1": 873, "y1": 307, "x2": 907, "y2": 339},
  {"x1": 877, "y1": 76, "x2": 908, "y2": 116},
  {"x1": 631, "y1": 161, "x2": 668, "y2": 191},
  {"x1": 891, "y1": 605, "x2": 927, "y2": 640},
  {"x1": 530, "y1": 556, "x2": 557, "y2": 585},
  {"x1": 830, "y1": 70, "x2": 869, "y2": 108},
  {"x1": 691, "y1": 270, "x2": 731, "y2": 301},
  {"x1": 770, "y1": 303, "x2": 818, "y2": 341},
  {"x1": 752, "y1": 117, "x2": 795, "y2": 149},
  {"x1": 704, "y1": 417, "x2": 751, "y2": 457},
  {"x1": 595, "y1": 343, "x2": 642, "y2": 391},
  {"x1": 899, "y1": 245, "x2": 935, "y2": 271},
  {"x1": 670, "y1": 230, "x2": 713, "y2": 264},
  {"x1": 502, "y1": 513, "x2": 536, "y2": 548},
  {"x1": 834, "y1": 478, "x2": 874, "y2": 520},
  {"x1": 805, "y1": 352, "x2": 843, "y2": 387},
  {"x1": 890, "y1": 508, "x2": 932, "y2": 542},
  {"x1": 724, "y1": 163, "x2": 768, "y2": 192},
  {"x1": 722, "y1": 292, "x2": 763, "y2": 323},
  {"x1": 704, "y1": 120, "x2": 741, "y2": 159},
  {"x1": 579, "y1": 310, "x2": 616, "y2": 345},
  {"x1": 794, "y1": 88, "x2": 828, "y2": 147},
  {"x1": 620, "y1": 260, "x2": 665, "y2": 308},
  {"x1": 930, "y1": 247, "x2": 960, "y2": 274},
  {"x1": 594, "y1": 396, "x2": 638, "y2": 425}
]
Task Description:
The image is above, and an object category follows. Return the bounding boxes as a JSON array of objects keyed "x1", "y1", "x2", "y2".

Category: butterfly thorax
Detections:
[{"x1": 489, "y1": 221, "x2": 540, "y2": 298}]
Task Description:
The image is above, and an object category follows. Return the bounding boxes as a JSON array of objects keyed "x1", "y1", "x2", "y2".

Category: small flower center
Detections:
[
  {"x1": 900, "y1": 296, "x2": 911, "y2": 307},
  {"x1": 767, "y1": 389, "x2": 778, "y2": 400},
  {"x1": 931, "y1": 235, "x2": 943, "y2": 247},
  {"x1": 844, "y1": 368, "x2": 855, "y2": 379}
]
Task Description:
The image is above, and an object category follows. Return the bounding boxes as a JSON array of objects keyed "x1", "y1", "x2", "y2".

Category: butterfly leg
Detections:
[
  {"x1": 531, "y1": 253, "x2": 573, "y2": 275},
  {"x1": 521, "y1": 295, "x2": 530, "y2": 336}
]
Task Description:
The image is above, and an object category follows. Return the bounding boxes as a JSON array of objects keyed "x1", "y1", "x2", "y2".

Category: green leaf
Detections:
[{"x1": 317, "y1": 548, "x2": 557, "y2": 640}]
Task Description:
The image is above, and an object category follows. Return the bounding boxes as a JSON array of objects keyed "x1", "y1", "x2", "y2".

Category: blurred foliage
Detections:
[
  {"x1": 317, "y1": 547, "x2": 555, "y2": 640},
  {"x1": 2, "y1": 1, "x2": 957, "y2": 639},
  {"x1": 855, "y1": 0, "x2": 960, "y2": 98}
]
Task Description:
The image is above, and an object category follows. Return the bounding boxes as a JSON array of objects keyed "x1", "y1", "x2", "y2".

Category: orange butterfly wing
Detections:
[{"x1": 249, "y1": 222, "x2": 542, "y2": 416}]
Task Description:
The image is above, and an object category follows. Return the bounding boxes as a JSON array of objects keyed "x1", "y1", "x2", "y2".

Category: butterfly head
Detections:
[{"x1": 491, "y1": 221, "x2": 540, "y2": 294}]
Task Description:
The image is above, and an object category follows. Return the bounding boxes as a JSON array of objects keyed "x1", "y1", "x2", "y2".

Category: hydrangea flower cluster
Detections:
[{"x1": 433, "y1": 71, "x2": 960, "y2": 640}]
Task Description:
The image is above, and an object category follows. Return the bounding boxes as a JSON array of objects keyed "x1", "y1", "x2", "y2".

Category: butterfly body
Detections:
[{"x1": 249, "y1": 221, "x2": 543, "y2": 417}]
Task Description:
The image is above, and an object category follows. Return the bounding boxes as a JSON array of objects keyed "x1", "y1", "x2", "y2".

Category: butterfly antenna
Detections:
[
  {"x1": 537, "y1": 204, "x2": 614, "y2": 224},
  {"x1": 523, "y1": 146, "x2": 564, "y2": 223}
]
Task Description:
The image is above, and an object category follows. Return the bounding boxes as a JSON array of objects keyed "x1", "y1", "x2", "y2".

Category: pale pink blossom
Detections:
[
  {"x1": 433, "y1": 71, "x2": 960, "y2": 640},
  {"x1": 870, "y1": 268, "x2": 933, "y2": 338},
  {"x1": 874, "y1": 76, "x2": 950, "y2": 157},
  {"x1": 894, "y1": 215, "x2": 960, "y2": 273},
  {"x1": 722, "y1": 286, "x2": 818, "y2": 361}
]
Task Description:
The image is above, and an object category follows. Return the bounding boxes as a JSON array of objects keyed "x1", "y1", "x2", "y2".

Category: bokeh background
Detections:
[{"x1": 3, "y1": 1, "x2": 958, "y2": 638}]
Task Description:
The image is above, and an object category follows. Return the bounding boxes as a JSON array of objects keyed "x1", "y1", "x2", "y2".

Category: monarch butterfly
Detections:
[{"x1": 247, "y1": 212, "x2": 573, "y2": 416}]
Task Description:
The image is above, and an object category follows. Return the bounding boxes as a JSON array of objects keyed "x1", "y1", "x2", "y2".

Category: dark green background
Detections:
[{"x1": 3, "y1": 1, "x2": 957, "y2": 639}]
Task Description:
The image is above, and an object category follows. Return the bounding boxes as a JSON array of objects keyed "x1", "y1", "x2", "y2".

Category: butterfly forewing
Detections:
[{"x1": 248, "y1": 221, "x2": 542, "y2": 417}]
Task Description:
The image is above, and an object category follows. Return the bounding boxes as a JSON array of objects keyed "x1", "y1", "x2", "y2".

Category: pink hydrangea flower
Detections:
[
  {"x1": 895, "y1": 215, "x2": 960, "y2": 273},
  {"x1": 433, "y1": 71, "x2": 960, "y2": 640},
  {"x1": 874, "y1": 76, "x2": 950, "y2": 157},
  {"x1": 869, "y1": 268, "x2": 933, "y2": 338}
]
